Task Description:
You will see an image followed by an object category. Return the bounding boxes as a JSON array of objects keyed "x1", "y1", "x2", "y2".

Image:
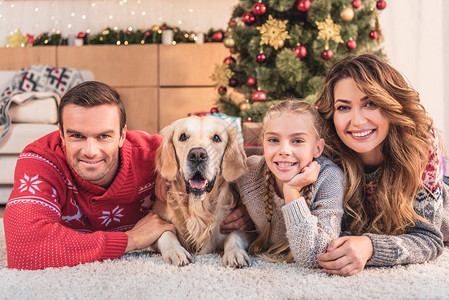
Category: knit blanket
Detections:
[
  {"x1": 0, "y1": 219, "x2": 448, "y2": 299},
  {"x1": 0, "y1": 65, "x2": 83, "y2": 140}
]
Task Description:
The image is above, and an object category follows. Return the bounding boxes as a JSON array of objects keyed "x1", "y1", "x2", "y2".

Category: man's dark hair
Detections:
[{"x1": 58, "y1": 81, "x2": 126, "y2": 134}]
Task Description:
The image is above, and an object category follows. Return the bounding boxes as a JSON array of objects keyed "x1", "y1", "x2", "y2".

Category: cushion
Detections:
[
  {"x1": 10, "y1": 95, "x2": 58, "y2": 124},
  {"x1": 0, "y1": 123, "x2": 58, "y2": 154},
  {"x1": 0, "y1": 185, "x2": 12, "y2": 204},
  {"x1": 0, "y1": 155, "x2": 18, "y2": 184}
]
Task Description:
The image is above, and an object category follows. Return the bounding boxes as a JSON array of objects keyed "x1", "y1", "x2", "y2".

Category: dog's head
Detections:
[{"x1": 156, "y1": 116, "x2": 247, "y2": 199}]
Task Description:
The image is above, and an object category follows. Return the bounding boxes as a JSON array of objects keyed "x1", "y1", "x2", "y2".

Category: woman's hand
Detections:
[
  {"x1": 283, "y1": 161, "x2": 320, "y2": 204},
  {"x1": 317, "y1": 236, "x2": 373, "y2": 276}
]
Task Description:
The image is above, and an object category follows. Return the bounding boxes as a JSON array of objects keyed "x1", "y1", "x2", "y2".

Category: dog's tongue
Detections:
[{"x1": 189, "y1": 180, "x2": 207, "y2": 189}]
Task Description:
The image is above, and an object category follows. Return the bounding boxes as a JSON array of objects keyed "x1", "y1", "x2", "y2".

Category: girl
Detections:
[
  {"x1": 236, "y1": 100, "x2": 345, "y2": 267},
  {"x1": 315, "y1": 54, "x2": 449, "y2": 276}
]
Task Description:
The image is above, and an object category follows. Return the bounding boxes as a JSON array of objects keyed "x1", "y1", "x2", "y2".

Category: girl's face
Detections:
[
  {"x1": 332, "y1": 77, "x2": 390, "y2": 168},
  {"x1": 263, "y1": 112, "x2": 324, "y2": 185}
]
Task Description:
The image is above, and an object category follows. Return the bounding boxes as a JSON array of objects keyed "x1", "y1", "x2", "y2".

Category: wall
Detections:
[
  {"x1": 0, "y1": 0, "x2": 238, "y2": 46},
  {"x1": 379, "y1": 1, "x2": 447, "y2": 153}
]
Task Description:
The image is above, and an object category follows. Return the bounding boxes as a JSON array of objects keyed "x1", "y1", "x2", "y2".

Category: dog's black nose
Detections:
[{"x1": 188, "y1": 147, "x2": 208, "y2": 163}]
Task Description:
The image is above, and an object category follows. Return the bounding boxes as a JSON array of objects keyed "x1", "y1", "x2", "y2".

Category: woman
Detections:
[{"x1": 315, "y1": 54, "x2": 449, "y2": 276}]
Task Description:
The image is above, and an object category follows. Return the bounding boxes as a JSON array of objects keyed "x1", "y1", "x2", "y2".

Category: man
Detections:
[{"x1": 3, "y1": 81, "x2": 251, "y2": 270}]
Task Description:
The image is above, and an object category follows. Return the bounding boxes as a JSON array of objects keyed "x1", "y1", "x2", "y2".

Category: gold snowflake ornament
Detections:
[
  {"x1": 316, "y1": 16, "x2": 344, "y2": 45},
  {"x1": 257, "y1": 15, "x2": 291, "y2": 50},
  {"x1": 210, "y1": 63, "x2": 234, "y2": 87}
]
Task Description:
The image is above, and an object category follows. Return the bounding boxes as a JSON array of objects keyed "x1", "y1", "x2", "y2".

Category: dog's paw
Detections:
[
  {"x1": 222, "y1": 249, "x2": 251, "y2": 268},
  {"x1": 162, "y1": 245, "x2": 193, "y2": 267}
]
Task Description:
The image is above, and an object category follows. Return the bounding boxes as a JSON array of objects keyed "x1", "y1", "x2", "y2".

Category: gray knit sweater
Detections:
[
  {"x1": 347, "y1": 167, "x2": 448, "y2": 267},
  {"x1": 236, "y1": 155, "x2": 345, "y2": 267}
]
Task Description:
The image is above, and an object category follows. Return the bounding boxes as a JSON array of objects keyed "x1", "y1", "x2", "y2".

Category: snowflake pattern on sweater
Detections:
[{"x1": 4, "y1": 130, "x2": 161, "y2": 270}]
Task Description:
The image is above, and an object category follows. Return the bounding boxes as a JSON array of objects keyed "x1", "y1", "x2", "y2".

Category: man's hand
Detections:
[
  {"x1": 220, "y1": 204, "x2": 254, "y2": 234},
  {"x1": 124, "y1": 212, "x2": 176, "y2": 253},
  {"x1": 317, "y1": 236, "x2": 373, "y2": 276}
]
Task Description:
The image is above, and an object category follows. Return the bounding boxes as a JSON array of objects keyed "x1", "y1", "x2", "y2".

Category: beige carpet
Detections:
[{"x1": 0, "y1": 219, "x2": 448, "y2": 299}]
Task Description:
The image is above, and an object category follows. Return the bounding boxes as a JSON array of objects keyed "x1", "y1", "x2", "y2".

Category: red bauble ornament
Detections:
[
  {"x1": 376, "y1": 0, "x2": 387, "y2": 10},
  {"x1": 352, "y1": 0, "x2": 362, "y2": 9},
  {"x1": 321, "y1": 49, "x2": 334, "y2": 60},
  {"x1": 242, "y1": 12, "x2": 256, "y2": 25},
  {"x1": 229, "y1": 78, "x2": 238, "y2": 87},
  {"x1": 346, "y1": 39, "x2": 357, "y2": 50},
  {"x1": 212, "y1": 32, "x2": 224, "y2": 42},
  {"x1": 210, "y1": 107, "x2": 219, "y2": 114},
  {"x1": 252, "y1": 2, "x2": 267, "y2": 15},
  {"x1": 297, "y1": 0, "x2": 311, "y2": 12},
  {"x1": 247, "y1": 77, "x2": 257, "y2": 87},
  {"x1": 218, "y1": 86, "x2": 227, "y2": 96},
  {"x1": 252, "y1": 90, "x2": 268, "y2": 102},
  {"x1": 256, "y1": 53, "x2": 266, "y2": 64},
  {"x1": 294, "y1": 45, "x2": 307, "y2": 59},
  {"x1": 223, "y1": 56, "x2": 236, "y2": 65},
  {"x1": 228, "y1": 19, "x2": 237, "y2": 28},
  {"x1": 369, "y1": 30, "x2": 379, "y2": 39},
  {"x1": 77, "y1": 32, "x2": 86, "y2": 39}
]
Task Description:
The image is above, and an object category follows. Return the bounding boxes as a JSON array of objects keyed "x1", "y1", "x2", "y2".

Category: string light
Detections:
[{"x1": 1, "y1": 1, "x2": 231, "y2": 47}]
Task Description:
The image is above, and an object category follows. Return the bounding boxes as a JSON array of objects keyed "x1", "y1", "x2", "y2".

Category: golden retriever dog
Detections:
[{"x1": 152, "y1": 116, "x2": 251, "y2": 268}]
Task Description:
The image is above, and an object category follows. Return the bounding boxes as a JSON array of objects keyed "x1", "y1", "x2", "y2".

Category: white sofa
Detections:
[{"x1": 0, "y1": 70, "x2": 94, "y2": 204}]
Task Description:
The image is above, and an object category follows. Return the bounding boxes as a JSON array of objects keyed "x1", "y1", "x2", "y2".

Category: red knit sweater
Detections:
[{"x1": 3, "y1": 130, "x2": 161, "y2": 270}]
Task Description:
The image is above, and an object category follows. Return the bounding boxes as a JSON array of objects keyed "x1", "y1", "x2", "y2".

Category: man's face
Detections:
[{"x1": 59, "y1": 104, "x2": 126, "y2": 188}]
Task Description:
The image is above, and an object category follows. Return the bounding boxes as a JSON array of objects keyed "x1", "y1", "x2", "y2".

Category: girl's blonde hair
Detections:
[
  {"x1": 248, "y1": 99, "x2": 324, "y2": 262},
  {"x1": 315, "y1": 54, "x2": 433, "y2": 235}
]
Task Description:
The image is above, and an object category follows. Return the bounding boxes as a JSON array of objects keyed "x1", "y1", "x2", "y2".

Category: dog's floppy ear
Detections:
[
  {"x1": 221, "y1": 126, "x2": 248, "y2": 182},
  {"x1": 156, "y1": 123, "x2": 178, "y2": 180}
]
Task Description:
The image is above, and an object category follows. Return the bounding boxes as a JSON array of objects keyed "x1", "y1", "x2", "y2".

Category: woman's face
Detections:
[{"x1": 332, "y1": 78, "x2": 390, "y2": 168}]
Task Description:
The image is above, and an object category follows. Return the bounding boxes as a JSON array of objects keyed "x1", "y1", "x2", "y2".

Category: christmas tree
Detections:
[{"x1": 212, "y1": 0, "x2": 387, "y2": 122}]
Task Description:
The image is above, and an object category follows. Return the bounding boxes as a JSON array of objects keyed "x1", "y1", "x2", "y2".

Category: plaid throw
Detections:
[{"x1": 0, "y1": 65, "x2": 83, "y2": 140}]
